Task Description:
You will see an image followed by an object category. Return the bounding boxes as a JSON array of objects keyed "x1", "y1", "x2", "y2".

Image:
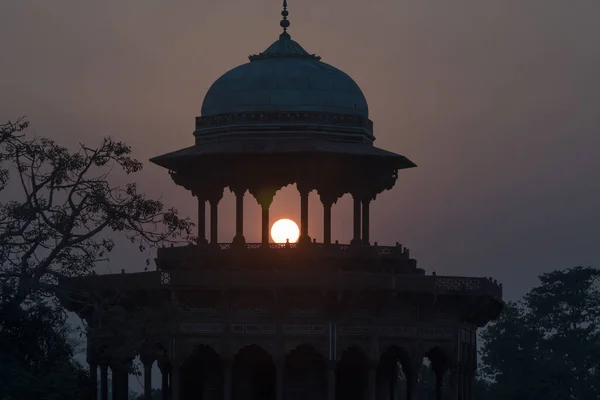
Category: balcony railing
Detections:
[{"x1": 62, "y1": 269, "x2": 502, "y2": 301}]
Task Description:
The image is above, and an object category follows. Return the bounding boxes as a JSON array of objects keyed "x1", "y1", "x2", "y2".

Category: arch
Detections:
[
  {"x1": 284, "y1": 340, "x2": 328, "y2": 360},
  {"x1": 233, "y1": 344, "x2": 276, "y2": 400},
  {"x1": 336, "y1": 346, "x2": 369, "y2": 400},
  {"x1": 337, "y1": 340, "x2": 370, "y2": 361},
  {"x1": 376, "y1": 345, "x2": 418, "y2": 400},
  {"x1": 424, "y1": 346, "x2": 453, "y2": 400},
  {"x1": 180, "y1": 344, "x2": 223, "y2": 400},
  {"x1": 284, "y1": 344, "x2": 328, "y2": 400}
]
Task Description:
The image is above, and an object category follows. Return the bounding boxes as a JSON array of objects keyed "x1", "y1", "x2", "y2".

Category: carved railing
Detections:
[
  {"x1": 61, "y1": 270, "x2": 502, "y2": 302},
  {"x1": 155, "y1": 270, "x2": 502, "y2": 300},
  {"x1": 159, "y1": 242, "x2": 409, "y2": 258}
]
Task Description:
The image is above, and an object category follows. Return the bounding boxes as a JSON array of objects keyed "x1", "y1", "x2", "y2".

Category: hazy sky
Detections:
[{"x1": 1, "y1": 0, "x2": 599, "y2": 302}]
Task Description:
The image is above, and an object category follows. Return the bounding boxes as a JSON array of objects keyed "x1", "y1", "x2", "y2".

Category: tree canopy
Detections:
[{"x1": 479, "y1": 266, "x2": 600, "y2": 400}]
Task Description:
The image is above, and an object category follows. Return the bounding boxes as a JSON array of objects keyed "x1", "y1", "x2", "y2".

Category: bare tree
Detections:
[{"x1": 0, "y1": 118, "x2": 193, "y2": 312}]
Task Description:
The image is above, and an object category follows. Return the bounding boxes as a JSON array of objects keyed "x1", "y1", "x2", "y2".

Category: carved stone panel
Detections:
[
  {"x1": 284, "y1": 324, "x2": 326, "y2": 336},
  {"x1": 180, "y1": 322, "x2": 223, "y2": 335}
]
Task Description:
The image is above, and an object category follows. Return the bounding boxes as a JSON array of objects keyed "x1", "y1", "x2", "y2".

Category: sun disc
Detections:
[{"x1": 271, "y1": 219, "x2": 300, "y2": 244}]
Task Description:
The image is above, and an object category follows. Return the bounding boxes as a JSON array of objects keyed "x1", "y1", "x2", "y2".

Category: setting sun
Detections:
[{"x1": 270, "y1": 219, "x2": 300, "y2": 244}]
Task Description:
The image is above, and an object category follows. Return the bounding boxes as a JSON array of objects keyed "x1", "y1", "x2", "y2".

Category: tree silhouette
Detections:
[
  {"x1": 480, "y1": 266, "x2": 600, "y2": 400},
  {"x1": 0, "y1": 118, "x2": 193, "y2": 399}
]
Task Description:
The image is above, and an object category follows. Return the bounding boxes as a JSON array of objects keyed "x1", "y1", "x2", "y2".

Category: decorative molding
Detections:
[
  {"x1": 230, "y1": 324, "x2": 275, "y2": 335},
  {"x1": 181, "y1": 306, "x2": 220, "y2": 315},
  {"x1": 284, "y1": 324, "x2": 325, "y2": 335},
  {"x1": 195, "y1": 111, "x2": 373, "y2": 132},
  {"x1": 180, "y1": 323, "x2": 223, "y2": 334},
  {"x1": 377, "y1": 326, "x2": 418, "y2": 338},
  {"x1": 436, "y1": 277, "x2": 482, "y2": 292},
  {"x1": 420, "y1": 327, "x2": 455, "y2": 339}
]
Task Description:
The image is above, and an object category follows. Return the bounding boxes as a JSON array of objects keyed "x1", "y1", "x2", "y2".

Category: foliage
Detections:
[
  {"x1": 480, "y1": 266, "x2": 600, "y2": 400},
  {"x1": 0, "y1": 302, "x2": 91, "y2": 400},
  {"x1": 0, "y1": 118, "x2": 193, "y2": 398}
]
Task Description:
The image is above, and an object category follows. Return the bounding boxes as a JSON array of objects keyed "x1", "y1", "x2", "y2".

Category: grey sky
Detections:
[{"x1": 1, "y1": 0, "x2": 599, "y2": 304}]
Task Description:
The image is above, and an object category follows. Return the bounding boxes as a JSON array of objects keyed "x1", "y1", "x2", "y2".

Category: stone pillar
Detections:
[
  {"x1": 390, "y1": 363, "x2": 399, "y2": 400},
  {"x1": 209, "y1": 197, "x2": 220, "y2": 245},
  {"x1": 111, "y1": 366, "x2": 119, "y2": 400},
  {"x1": 323, "y1": 201, "x2": 332, "y2": 245},
  {"x1": 276, "y1": 358, "x2": 285, "y2": 400},
  {"x1": 434, "y1": 366, "x2": 445, "y2": 400},
  {"x1": 352, "y1": 196, "x2": 361, "y2": 245},
  {"x1": 100, "y1": 364, "x2": 108, "y2": 400},
  {"x1": 232, "y1": 188, "x2": 246, "y2": 246},
  {"x1": 171, "y1": 361, "x2": 181, "y2": 400},
  {"x1": 361, "y1": 200, "x2": 370, "y2": 245},
  {"x1": 327, "y1": 361, "x2": 336, "y2": 400},
  {"x1": 89, "y1": 362, "x2": 98, "y2": 400},
  {"x1": 119, "y1": 368, "x2": 130, "y2": 400},
  {"x1": 197, "y1": 198, "x2": 207, "y2": 244},
  {"x1": 406, "y1": 359, "x2": 421, "y2": 400},
  {"x1": 368, "y1": 361, "x2": 377, "y2": 400},
  {"x1": 158, "y1": 360, "x2": 170, "y2": 400},
  {"x1": 261, "y1": 203, "x2": 270, "y2": 246},
  {"x1": 450, "y1": 367, "x2": 459, "y2": 400},
  {"x1": 223, "y1": 359, "x2": 233, "y2": 400},
  {"x1": 142, "y1": 358, "x2": 153, "y2": 400},
  {"x1": 298, "y1": 186, "x2": 310, "y2": 244}
]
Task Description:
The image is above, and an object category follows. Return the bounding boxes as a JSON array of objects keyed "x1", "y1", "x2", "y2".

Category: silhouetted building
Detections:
[{"x1": 61, "y1": 3, "x2": 503, "y2": 400}]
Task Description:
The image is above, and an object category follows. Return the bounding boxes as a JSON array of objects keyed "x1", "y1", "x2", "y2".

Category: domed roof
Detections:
[{"x1": 201, "y1": 32, "x2": 369, "y2": 117}]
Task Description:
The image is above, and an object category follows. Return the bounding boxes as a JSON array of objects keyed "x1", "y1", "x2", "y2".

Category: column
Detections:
[
  {"x1": 434, "y1": 366, "x2": 445, "y2": 400},
  {"x1": 119, "y1": 368, "x2": 130, "y2": 400},
  {"x1": 367, "y1": 361, "x2": 377, "y2": 400},
  {"x1": 323, "y1": 201, "x2": 332, "y2": 245},
  {"x1": 405, "y1": 357, "x2": 422, "y2": 400},
  {"x1": 327, "y1": 361, "x2": 336, "y2": 400},
  {"x1": 111, "y1": 366, "x2": 119, "y2": 400},
  {"x1": 298, "y1": 187, "x2": 310, "y2": 244},
  {"x1": 223, "y1": 359, "x2": 233, "y2": 400},
  {"x1": 362, "y1": 200, "x2": 370, "y2": 245},
  {"x1": 352, "y1": 196, "x2": 361, "y2": 245},
  {"x1": 232, "y1": 188, "x2": 246, "y2": 246},
  {"x1": 262, "y1": 203, "x2": 270, "y2": 246},
  {"x1": 458, "y1": 364, "x2": 464, "y2": 400},
  {"x1": 390, "y1": 363, "x2": 399, "y2": 400},
  {"x1": 143, "y1": 358, "x2": 153, "y2": 400},
  {"x1": 252, "y1": 188, "x2": 277, "y2": 247},
  {"x1": 450, "y1": 368, "x2": 459, "y2": 400},
  {"x1": 197, "y1": 198, "x2": 207, "y2": 244},
  {"x1": 89, "y1": 363, "x2": 98, "y2": 400},
  {"x1": 210, "y1": 199, "x2": 219, "y2": 245},
  {"x1": 158, "y1": 360, "x2": 170, "y2": 400},
  {"x1": 100, "y1": 364, "x2": 108, "y2": 400},
  {"x1": 276, "y1": 358, "x2": 285, "y2": 400},
  {"x1": 171, "y1": 361, "x2": 181, "y2": 400}
]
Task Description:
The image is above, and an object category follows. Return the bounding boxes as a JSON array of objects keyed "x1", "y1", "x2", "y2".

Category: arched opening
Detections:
[
  {"x1": 180, "y1": 344, "x2": 223, "y2": 400},
  {"x1": 377, "y1": 346, "x2": 412, "y2": 400},
  {"x1": 424, "y1": 346, "x2": 451, "y2": 400},
  {"x1": 284, "y1": 344, "x2": 327, "y2": 400},
  {"x1": 335, "y1": 346, "x2": 368, "y2": 400},
  {"x1": 233, "y1": 344, "x2": 276, "y2": 400}
]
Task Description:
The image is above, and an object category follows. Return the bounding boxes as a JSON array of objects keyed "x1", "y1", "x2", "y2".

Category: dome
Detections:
[{"x1": 200, "y1": 32, "x2": 369, "y2": 117}]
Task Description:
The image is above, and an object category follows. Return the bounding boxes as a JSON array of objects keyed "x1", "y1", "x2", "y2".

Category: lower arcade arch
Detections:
[
  {"x1": 376, "y1": 346, "x2": 411, "y2": 400},
  {"x1": 335, "y1": 346, "x2": 369, "y2": 400},
  {"x1": 284, "y1": 344, "x2": 327, "y2": 400},
  {"x1": 423, "y1": 346, "x2": 452, "y2": 399},
  {"x1": 180, "y1": 344, "x2": 224, "y2": 400},
  {"x1": 233, "y1": 344, "x2": 276, "y2": 400}
]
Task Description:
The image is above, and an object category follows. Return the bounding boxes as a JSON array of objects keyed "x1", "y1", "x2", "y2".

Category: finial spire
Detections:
[{"x1": 280, "y1": 0, "x2": 290, "y2": 35}]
